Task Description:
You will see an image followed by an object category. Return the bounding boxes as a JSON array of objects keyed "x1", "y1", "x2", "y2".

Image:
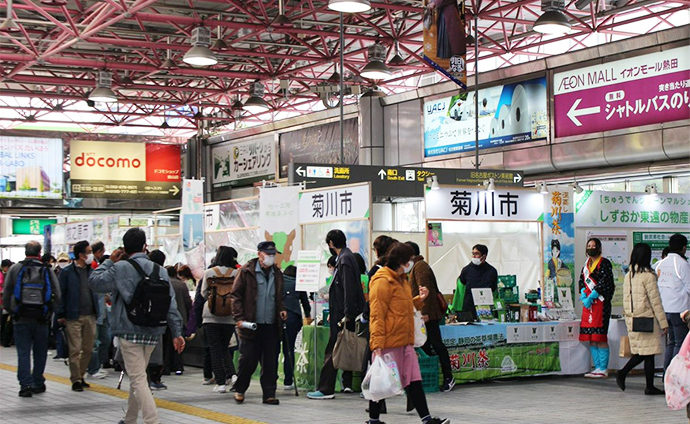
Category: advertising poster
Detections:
[
  {"x1": 278, "y1": 119, "x2": 358, "y2": 178},
  {"x1": 181, "y1": 178, "x2": 204, "y2": 252},
  {"x1": 70, "y1": 141, "x2": 181, "y2": 199},
  {"x1": 632, "y1": 231, "x2": 690, "y2": 266},
  {"x1": 554, "y1": 46, "x2": 690, "y2": 138},
  {"x1": 259, "y1": 186, "x2": 301, "y2": 269},
  {"x1": 423, "y1": 77, "x2": 548, "y2": 157},
  {"x1": 586, "y1": 231, "x2": 628, "y2": 308},
  {"x1": 0, "y1": 136, "x2": 63, "y2": 199},
  {"x1": 543, "y1": 188, "x2": 575, "y2": 304},
  {"x1": 211, "y1": 136, "x2": 275, "y2": 188},
  {"x1": 422, "y1": 0, "x2": 466, "y2": 89},
  {"x1": 575, "y1": 190, "x2": 690, "y2": 229},
  {"x1": 428, "y1": 222, "x2": 443, "y2": 247}
]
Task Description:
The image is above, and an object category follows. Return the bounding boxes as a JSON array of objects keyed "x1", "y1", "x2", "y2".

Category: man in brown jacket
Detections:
[
  {"x1": 231, "y1": 241, "x2": 287, "y2": 405},
  {"x1": 406, "y1": 241, "x2": 455, "y2": 392}
]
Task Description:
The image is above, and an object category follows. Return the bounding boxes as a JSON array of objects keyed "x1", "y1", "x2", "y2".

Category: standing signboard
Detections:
[
  {"x1": 0, "y1": 136, "x2": 63, "y2": 199},
  {"x1": 554, "y1": 46, "x2": 690, "y2": 138},
  {"x1": 70, "y1": 141, "x2": 181, "y2": 199},
  {"x1": 211, "y1": 136, "x2": 275, "y2": 188}
]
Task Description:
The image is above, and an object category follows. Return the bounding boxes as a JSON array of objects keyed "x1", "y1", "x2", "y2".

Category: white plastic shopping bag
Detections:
[
  {"x1": 414, "y1": 310, "x2": 427, "y2": 347},
  {"x1": 665, "y1": 332, "x2": 690, "y2": 410},
  {"x1": 362, "y1": 354, "x2": 403, "y2": 402}
]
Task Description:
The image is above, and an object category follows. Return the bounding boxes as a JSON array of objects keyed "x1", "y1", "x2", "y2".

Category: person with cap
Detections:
[{"x1": 230, "y1": 241, "x2": 287, "y2": 405}]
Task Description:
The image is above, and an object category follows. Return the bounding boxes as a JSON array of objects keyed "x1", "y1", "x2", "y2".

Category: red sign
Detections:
[{"x1": 146, "y1": 144, "x2": 181, "y2": 182}]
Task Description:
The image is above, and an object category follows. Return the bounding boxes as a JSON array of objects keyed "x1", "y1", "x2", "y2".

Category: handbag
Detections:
[
  {"x1": 619, "y1": 335, "x2": 631, "y2": 358},
  {"x1": 629, "y1": 276, "x2": 654, "y2": 333},
  {"x1": 437, "y1": 292, "x2": 449, "y2": 315},
  {"x1": 414, "y1": 310, "x2": 427, "y2": 347},
  {"x1": 333, "y1": 318, "x2": 368, "y2": 372}
]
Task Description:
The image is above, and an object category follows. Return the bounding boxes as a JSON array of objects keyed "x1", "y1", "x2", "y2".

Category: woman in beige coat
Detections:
[{"x1": 616, "y1": 243, "x2": 668, "y2": 394}]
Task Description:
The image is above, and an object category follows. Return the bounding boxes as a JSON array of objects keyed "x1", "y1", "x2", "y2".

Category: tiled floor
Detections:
[{"x1": 0, "y1": 345, "x2": 686, "y2": 424}]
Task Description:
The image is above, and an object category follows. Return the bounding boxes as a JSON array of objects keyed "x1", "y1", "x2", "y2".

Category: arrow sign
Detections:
[
  {"x1": 378, "y1": 169, "x2": 386, "y2": 180},
  {"x1": 513, "y1": 174, "x2": 522, "y2": 184},
  {"x1": 296, "y1": 166, "x2": 306, "y2": 177},
  {"x1": 170, "y1": 185, "x2": 179, "y2": 196},
  {"x1": 567, "y1": 98, "x2": 600, "y2": 127}
]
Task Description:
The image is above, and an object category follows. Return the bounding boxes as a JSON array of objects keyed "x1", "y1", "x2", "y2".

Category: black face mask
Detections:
[
  {"x1": 586, "y1": 248, "x2": 600, "y2": 257},
  {"x1": 329, "y1": 247, "x2": 337, "y2": 257}
]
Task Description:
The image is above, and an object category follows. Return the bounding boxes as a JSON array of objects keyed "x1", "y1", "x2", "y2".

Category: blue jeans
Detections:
[
  {"x1": 87, "y1": 322, "x2": 111, "y2": 374},
  {"x1": 14, "y1": 320, "x2": 49, "y2": 388},
  {"x1": 664, "y1": 312, "x2": 690, "y2": 370},
  {"x1": 281, "y1": 312, "x2": 302, "y2": 386}
]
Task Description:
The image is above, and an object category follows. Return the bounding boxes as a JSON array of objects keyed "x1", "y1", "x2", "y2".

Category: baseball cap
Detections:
[
  {"x1": 57, "y1": 252, "x2": 70, "y2": 262},
  {"x1": 257, "y1": 241, "x2": 281, "y2": 255}
]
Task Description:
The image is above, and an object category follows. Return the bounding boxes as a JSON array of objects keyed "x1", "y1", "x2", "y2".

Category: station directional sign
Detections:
[
  {"x1": 71, "y1": 180, "x2": 182, "y2": 199},
  {"x1": 289, "y1": 163, "x2": 524, "y2": 198}
]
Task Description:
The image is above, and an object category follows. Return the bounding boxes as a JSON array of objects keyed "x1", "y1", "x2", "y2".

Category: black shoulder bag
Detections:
[{"x1": 630, "y1": 274, "x2": 654, "y2": 333}]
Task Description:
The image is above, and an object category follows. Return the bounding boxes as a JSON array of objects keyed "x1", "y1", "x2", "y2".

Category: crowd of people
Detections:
[{"x1": 1, "y1": 230, "x2": 689, "y2": 424}]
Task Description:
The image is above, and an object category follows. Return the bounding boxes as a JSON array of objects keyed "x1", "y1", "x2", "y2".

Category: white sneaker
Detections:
[
  {"x1": 213, "y1": 384, "x2": 228, "y2": 393},
  {"x1": 88, "y1": 370, "x2": 108, "y2": 379},
  {"x1": 202, "y1": 378, "x2": 215, "y2": 385},
  {"x1": 584, "y1": 370, "x2": 598, "y2": 378},
  {"x1": 283, "y1": 384, "x2": 295, "y2": 390},
  {"x1": 230, "y1": 374, "x2": 238, "y2": 387},
  {"x1": 592, "y1": 369, "x2": 608, "y2": 378}
]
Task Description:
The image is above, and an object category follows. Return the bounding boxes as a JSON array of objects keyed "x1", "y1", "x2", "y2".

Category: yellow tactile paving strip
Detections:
[{"x1": 0, "y1": 363, "x2": 267, "y2": 424}]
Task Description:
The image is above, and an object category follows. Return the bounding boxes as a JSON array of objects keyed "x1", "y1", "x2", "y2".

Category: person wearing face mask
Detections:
[
  {"x1": 57, "y1": 240, "x2": 99, "y2": 391},
  {"x1": 457, "y1": 244, "x2": 498, "y2": 322},
  {"x1": 578, "y1": 237, "x2": 615, "y2": 378},
  {"x1": 308, "y1": 229, "x2": 365, "y2": 400},
  {"x1": 230, "y1": 241, "x2": 287, "y2": 405},
  {"x1": 367, "y1": 242, "x2": 450, "y2": 424}
]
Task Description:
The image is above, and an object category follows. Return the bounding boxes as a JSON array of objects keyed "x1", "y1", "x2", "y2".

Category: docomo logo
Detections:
[{"x1": 74, "y1": 153, "x2": 142, "y2": 169}]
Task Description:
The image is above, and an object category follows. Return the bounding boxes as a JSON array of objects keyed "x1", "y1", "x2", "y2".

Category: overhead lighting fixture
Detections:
[
  {"x1": 466, "y1": 33, "x2": 476, "y2": 45},
  {"x1": 160, "y1": 37, "x2": 177, "y2": 69},
  {"x1": 388, "y1": 41, "x2": 405, "y2": 67},
  {"x1": 533, "y1": 0, "x2": 571, "y2": 34},
  {"x1": 360, "y1": 86, "x2": 385, "y2": 98},
  {"x1": 160, "y1": 121, "x2": 170, "y2": 129},
  {"x1": 645, "y1": 184, "x2": 659, "y2": 196},
  {"x1": 360, "y1": 43, "x2": 391, "y2": 80},
  {"x1": 272, "y1": 0, "x2": 291, "y2": 25},
  {"x1": 40, "y1": 0, "x2": 68, "y2": 5},
  {"x1": 538, "y1": 182, "x2": 549, "y2": 194},
  {"x1": 327, "y1": 66, "x2": 341, "y2": 83},
  {"x1": 231, "y1": 98, "x2": 244, "y2": 110},
  {"x1": 88, "y1": 71, "x2": 118, "y2": 103},
  {"x1": 183, "y1": 27, "x2": 217, "y2": 67},
  {"x1": 0, "y1": 0, "x2": 20, "y2": 33},
  {"x1": 327, "y1": 0, "x2": 371, "y2": 13},
  {"x1": 243, "y1": 82, "x2": 270, "y2": 114},
  {"x1": 120, "y1": 71, "x2": 134, "y2": 86},
  {"x1": 570, "y1": 180, "x2": 583, "y2": 194},
  {"x1": 210, "y1": 26, "x2": 228, "y2": 50}
]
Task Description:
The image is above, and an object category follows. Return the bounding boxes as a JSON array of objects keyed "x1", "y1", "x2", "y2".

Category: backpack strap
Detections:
[
  {"x1": 212, "y1": 267, "x2": 232, "y2": 278},
  {"x1": 127, "y1": 259, "x2": 160, "y2": 282}
]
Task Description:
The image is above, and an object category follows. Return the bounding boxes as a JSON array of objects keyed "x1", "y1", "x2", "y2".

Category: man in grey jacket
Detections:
[{"x1": 89, "y1": 228, "x2": 184, "y2": 424}]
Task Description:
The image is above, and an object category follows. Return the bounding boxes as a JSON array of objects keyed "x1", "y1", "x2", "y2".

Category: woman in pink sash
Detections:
[{"x1": 579, "y1": 238, "x2": 615, "y2": 378}]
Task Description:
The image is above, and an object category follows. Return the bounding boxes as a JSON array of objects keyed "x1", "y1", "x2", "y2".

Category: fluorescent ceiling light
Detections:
[{"x1": 328, "y1": 0, "x2": 371, "y2": 13}]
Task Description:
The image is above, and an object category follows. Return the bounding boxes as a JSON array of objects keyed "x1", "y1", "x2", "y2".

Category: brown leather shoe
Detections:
[
  {"x1": 234, "y1": 393, "x2": 244, "y2": 404},
  {"x1": 263, "y1": 397, "x2": 280, "y2": 405}
]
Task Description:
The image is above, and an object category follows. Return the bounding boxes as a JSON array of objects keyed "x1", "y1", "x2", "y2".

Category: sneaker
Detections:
[
  {"x1": 53, "y1": 356, "x2": 66, "y2": 362},
  {"x1": 80, "y1": 379, "x2": 91, "y2": 388},
  {"x1": 88, "y1": 370, "x2": 108, "y2": 379},
  {"x1": 72, "y1": 381, "x2": 83, "y2": 392},
  {"x1": 32, "y1": 384, "x2": 46, "y2": 394},
  {"x1": 150, "y1": 382, "x2": 167, "y2": 390},
  {"x1": 342, "y1": 387, "x2": 353, "y2": 393},
  {"x1": 230, "y1": 374, "x2": 238, "y2": 387},
  {"x1": 213, "y1": 384, "x2": 228, "y2": 393},
  {"x1": 645, "y1": 386, "x2": 665, "y2": 395},
  {"x1": 441, "y1": 377, "x2": 455, "y2": 392},
  {"x1": 175, "y1": 370, "x2": 183, "y2": 375},
  {"x1": 283, "y1": 383, "x2": 295, "y2": 390},
  {"x1": 202, "y1": 378, "x2": 216, "y2": 385},
  {"x1": 19, "y1": 386, "x2": 33, "y2": 397},
  {"x1": 654, "y1": 372, "x2": 664, "y2": 378},
  {"x1": 584, "y1": 370, "x2": 598, "y2": 378},
  {"x1": 307, "y1": 390, "x2": 335, "y2": 399},
  {"x1": 426, "y1": 418, "x2": 451, "y2": 424}
]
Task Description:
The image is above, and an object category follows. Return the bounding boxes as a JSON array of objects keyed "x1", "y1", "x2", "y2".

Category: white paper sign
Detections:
[
  {"x1": 575, "y1": 190, "x2": 690, "y2": 228},
  {"x1": 425, "y1": 187, "x2": 545, "y2": 221},
  {"x1": 65, "y1": 221, "x2": 93, "y2": 244},
  {"x1": 471, "y1": 288, "x2": 495, "y2": 306},
  {"x1": 557, "y1": 287, "x2": 574, "y2": 310},
  {"x1": 298, "y1": 183, "x2": 370, "y2": 224},
  {"x1": 544, "y1": 324, "x2": 561, "y2": 342},
  {"x1": 527, "y1": 325, "x2": 544, "y2": 342},
  {"x1": 296, "y1": 250, "x2": 322, "y2": 292},
  {"x1": 211, "y1": 136, "x2": 275, "y2": 188},
  {"x1": 204, "y1": 204, "x2": 220, "y2": 231},
  {"x1": 506, "y1": 325, "x2": 530, "y2": 344},
  {"x1": 560, "y1": 322, "x2": 579, "y2": 341}
]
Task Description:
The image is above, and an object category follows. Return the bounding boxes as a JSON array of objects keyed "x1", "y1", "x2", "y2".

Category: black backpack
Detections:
[
  {"x1": 124, "y1": 259, "x2": 170, "y2": 327},
  {"x1": 12, "y1": 261, "x2": 53, "y2": 321}
]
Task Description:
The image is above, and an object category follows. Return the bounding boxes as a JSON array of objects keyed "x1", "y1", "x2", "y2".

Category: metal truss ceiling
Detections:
[{"x1": 0, "y1": 0, "x2": 687, "y2": 138}]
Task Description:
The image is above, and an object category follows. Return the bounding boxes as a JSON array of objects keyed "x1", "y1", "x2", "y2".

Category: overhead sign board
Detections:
[
  {"x1": 423, "y1": 76, "x2": 548, "y2": 158},
  {"x1": 211, "y1": 136, "x2": 275, "y2": 188},
  {"x1": 298, "y1": 183, "x2": 370, "y2": 224},
  {"x1": 289, "y1": 163, "x2": 523, "y2": 198},
  {"x1": 554, "y1": 46, "x2": 690, "y2": 138},
  {"x1": 425, "y1": 187, "x2": 545, "y2": 221},
  {"x1": 70, "y1": 141, "x2": 181, "y2": 199},
  {"x1": 0, "y1": 136, "x2": 63, "y2": 199},
  {"x1": 575, "y1": 190, "x2": 690, "y2": 228},
  {"x1": 12, "y1": 218, "x2": 58, "y2": 235}
]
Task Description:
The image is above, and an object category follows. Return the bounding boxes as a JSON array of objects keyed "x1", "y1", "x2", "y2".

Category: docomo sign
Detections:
[
  {"x1": 74, "y1": 153, "x2": 142, "y2": 169},
  {"x1": 71, "y1": 140, "x2": 146, "y2": 181}
]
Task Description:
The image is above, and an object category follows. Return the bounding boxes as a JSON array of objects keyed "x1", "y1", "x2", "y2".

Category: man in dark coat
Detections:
[{"x1": 308, "y1": 229, "x2": 365, "y2": 400}]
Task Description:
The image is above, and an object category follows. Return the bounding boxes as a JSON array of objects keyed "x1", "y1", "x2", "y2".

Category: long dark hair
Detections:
[
  {"x1": 215, "y1": 246, "x2": 239, "y2": 268},
  {"x1": 629, "y1": 243, "x2": 653, "y2": 277}
]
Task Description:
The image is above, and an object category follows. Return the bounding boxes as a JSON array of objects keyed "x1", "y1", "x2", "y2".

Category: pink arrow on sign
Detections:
[{"x1": 566, "y1": 99, "x2": 601, "y2": 126}]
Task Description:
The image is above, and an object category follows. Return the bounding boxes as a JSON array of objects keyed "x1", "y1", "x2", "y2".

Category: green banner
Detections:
[
  {"x1": 295, "y1": 325, "x2": 361, "y2": 391},
  {"x1": 12, "y1": 218, "x2": 57, "y2": 235}
]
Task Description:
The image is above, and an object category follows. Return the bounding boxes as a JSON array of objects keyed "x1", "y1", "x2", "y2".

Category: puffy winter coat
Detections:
[
  {"x1": 369, "y1": 266, "x2": 424, "y2": 351},
  {"x1": 623, "y1": 267, "x2": 668, "y2": 356}
]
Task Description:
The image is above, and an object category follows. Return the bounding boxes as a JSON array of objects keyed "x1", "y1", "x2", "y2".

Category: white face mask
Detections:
[
  {"x1": 403, "y1": 260, "x2": 414, "y2": 273},
  {"x1": 86, "y1": 253, "x2": 94, "y2": 264},
  {"x1": 262, "y1": 254, "x2": 275, "y2": 267},
  {"x1": 58, "y1": 262, "x2": 69, "y2": 269},
  {"x1": 471, "y1": 257, "x2": 482, "y2": 266}
]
